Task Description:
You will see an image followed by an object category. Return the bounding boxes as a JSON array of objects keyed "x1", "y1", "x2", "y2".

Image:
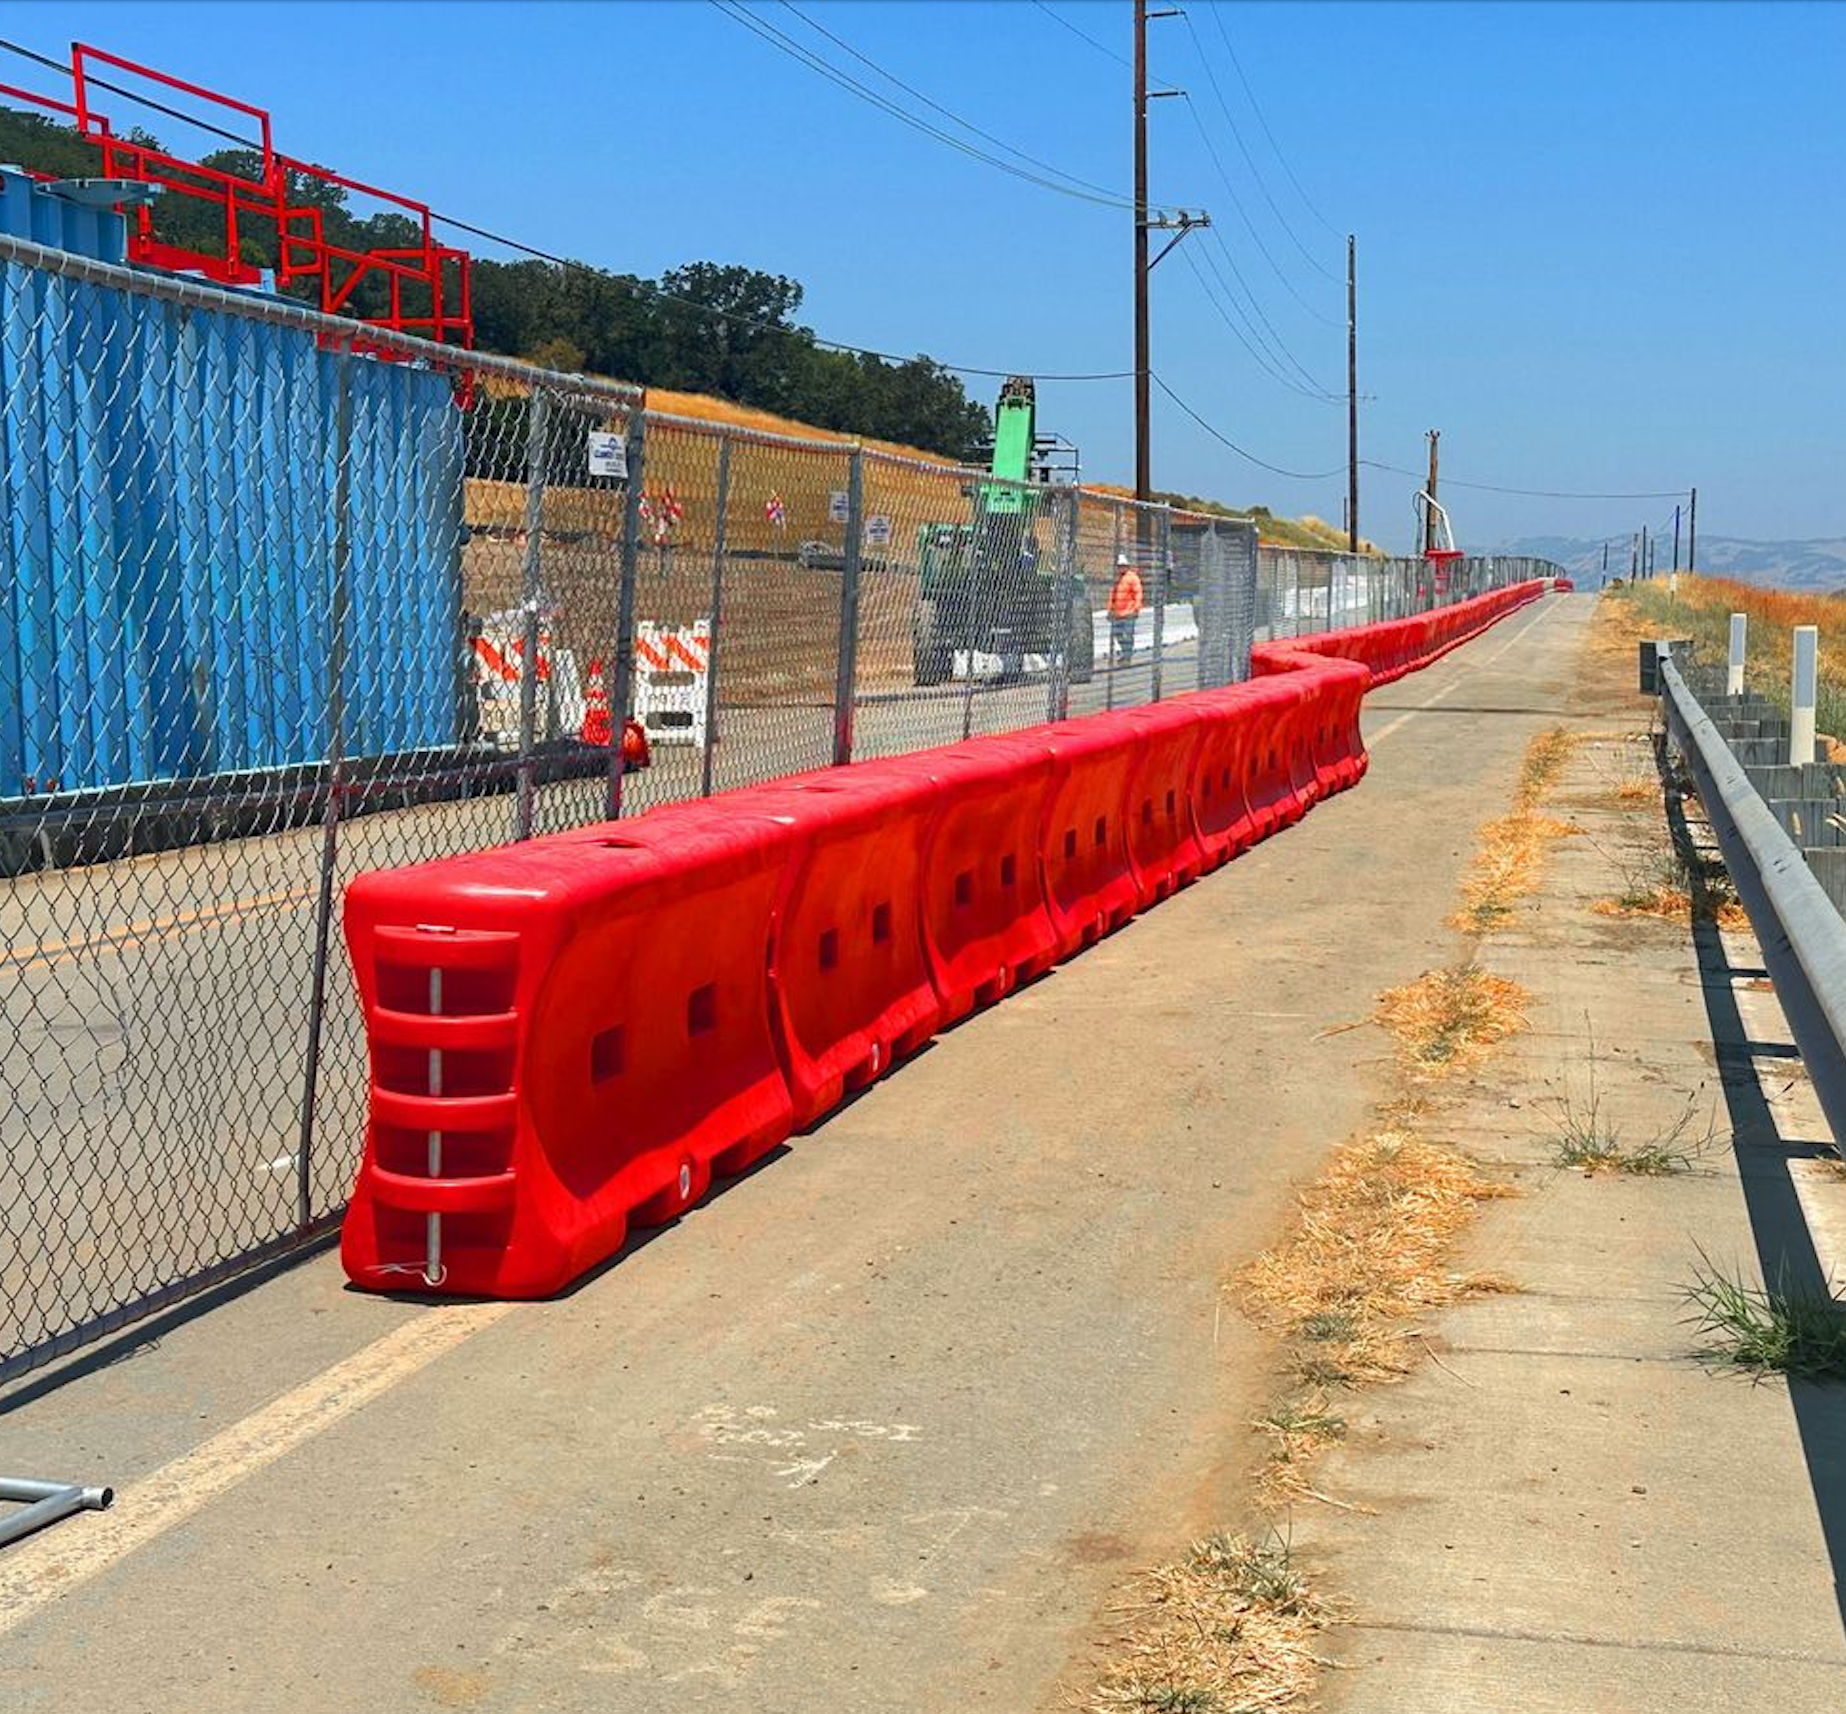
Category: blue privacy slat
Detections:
[{"x1": 0, "y1": 197, "x2": 466, "y2": 798}]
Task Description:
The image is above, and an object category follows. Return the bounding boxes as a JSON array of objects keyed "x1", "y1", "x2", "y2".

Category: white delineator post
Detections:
[
  {"x1": 1790, "y1": 625, "x2": 1819, "y2": 766},
  {"x1": 1727, "y1": 613, "x2": 1748, "y2": 697}
]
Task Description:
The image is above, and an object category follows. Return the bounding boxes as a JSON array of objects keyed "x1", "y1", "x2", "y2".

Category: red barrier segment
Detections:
[
  {"x1": 747, "y1": 767, "x2": 945, "y2": 1128},
  {"x1": 875, "y1": 738, "x2": 1059, "y2": 1025},
  {"x1": 340, "y1": 807, "x2": 799, "y2": 1298},
  {"x1": 1016, "y1": 714, "x2": 1146, "y2": 961},
  {"x1": 1118, "y1": 700, "x2": 1211, "y2": 908},
  {"x1": 1190, "y1": 682, "x2": 1270, "y2": 869}
]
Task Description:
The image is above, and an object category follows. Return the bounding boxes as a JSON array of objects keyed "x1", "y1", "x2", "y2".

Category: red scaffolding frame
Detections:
[{"x1": 5, "y1": 44, "x2": 473, "y2": 350}]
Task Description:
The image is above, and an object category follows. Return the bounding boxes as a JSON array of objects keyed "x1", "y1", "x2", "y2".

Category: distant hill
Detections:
[{"x1": 1496, "y1": 533, "x2": 1846, "y2": 594}]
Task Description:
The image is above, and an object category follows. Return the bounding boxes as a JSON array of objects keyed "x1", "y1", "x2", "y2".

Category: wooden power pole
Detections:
[
  {"x1": 1131, "y1": 0, "x2": 1203, "y2": 504},
  {"x1": 1423, "y1": 430, "x2": 1440, "y2": 553},
  {"x1": 1687, "y1": 486, "x2": 1697, "y2": 574},
  {"x1": 1346, "y1": 234, "x2": 1358, "y2": 552},
  {"x1": 1133, "y1": 0, "x2": 1150, "y2": 502}
]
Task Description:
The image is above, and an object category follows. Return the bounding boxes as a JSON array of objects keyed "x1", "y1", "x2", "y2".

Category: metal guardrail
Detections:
[{"x1": 1658, "y1": 645, "x2": 1846, "y2": 1145}]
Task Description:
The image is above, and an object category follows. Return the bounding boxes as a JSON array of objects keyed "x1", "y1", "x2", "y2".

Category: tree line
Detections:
[{"x1": 0, "y1": 106, "x2": 992, "y2": 460}]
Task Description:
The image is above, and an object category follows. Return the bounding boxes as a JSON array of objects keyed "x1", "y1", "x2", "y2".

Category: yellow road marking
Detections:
[
  {"x1": 6, "y1": 886, "x2": 315, "y2": 974},
  {"x1": 0, "y1": 1301, "x2": 514, "y2": 1636}
]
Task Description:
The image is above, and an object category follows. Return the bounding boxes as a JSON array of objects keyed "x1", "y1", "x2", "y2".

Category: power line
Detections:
[
  {"x1": 1031, "y1": 0, "x2": 1131, "y2": 68},
  {"x1": 1360, "y1": 458, "x2": 1688, "y2": 502},
  {"x1": 1200, "y1": 220, "x2": 1341, "y2": 389},
  {"x1": 1153, "y1": 372, "x2": 1345, "y2": 481},
  {"x1": 0, "y1": 33, "x2": 1138, "y2": 383},
  {"x1": 708, "y1": 0, "x2": 1170, "y2": 214},
  {"x1": 1180, "y1": 245, "x2": 1342, "y2": 404},
  {"x1": 1179, "y1": 95, "x2": 1341, "y2": 330},
  {"x1": 1202, "y1": 0, "x2": 1343, "y2": 240},
  {"x1": 1179, "y1": 10, "x2": 1340, "y2": 285},
  {"x1": 774, "y1": 0, "x2": 1133, "y2": 206}
]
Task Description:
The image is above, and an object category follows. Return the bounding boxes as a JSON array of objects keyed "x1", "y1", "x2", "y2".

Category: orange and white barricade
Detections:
[{"x1": 633, "y1": 619, "x2": 711, "y2": 749}]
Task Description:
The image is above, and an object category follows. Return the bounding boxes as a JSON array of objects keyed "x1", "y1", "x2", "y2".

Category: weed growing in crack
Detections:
[{"x1": 1686, "y1": 1257, "x2": 1846, "y2": 1381}]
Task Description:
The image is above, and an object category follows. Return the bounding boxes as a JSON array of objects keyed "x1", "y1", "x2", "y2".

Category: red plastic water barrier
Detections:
[
  {"x1": 749, "y1": 767, "x2": 946, "y2": 1128},
  {"x1": 1021, "y1": 714, "x2": 1147, "y2": 961},
  {"x1": 1118, "y1": 699, "x2": 1211, "y2": 907},
  {"x1": 339, "y1": 577, "x2": 1557, "y2": 1300},
  {"x1": 876, "y1": 738, "x2": 1059, "y2": 1026},
  {"x1": 340, "y1": 806, "x2": 799, "y2": 1298},
  {"x1": 1189, "y1": 682, "x2": 1269, "y2": 869},
  {"x1": 1258, "y1": 580, "x2": 1548, "y2": 687}
]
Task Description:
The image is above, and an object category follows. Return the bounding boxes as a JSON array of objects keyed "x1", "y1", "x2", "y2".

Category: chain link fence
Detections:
[{"x1": 0, "y1": 229, "x2": 1547, "y2": 1383}]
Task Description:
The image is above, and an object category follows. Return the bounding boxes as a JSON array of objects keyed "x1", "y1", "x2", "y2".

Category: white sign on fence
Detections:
[
  {"x1": 828, "y1": 489, "x2": 851, "y2": 524},
  {"x1": 864, "y1": 514, "x2": 893, "y2": 550},
  {"x1": 586, "y1": 431, "x2": 627, "y2": 480}
]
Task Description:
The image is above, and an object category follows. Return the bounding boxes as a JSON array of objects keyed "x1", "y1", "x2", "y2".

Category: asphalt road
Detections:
[{"x1": 0, "y1": 593, "x2": 1593, "y2": 1712}]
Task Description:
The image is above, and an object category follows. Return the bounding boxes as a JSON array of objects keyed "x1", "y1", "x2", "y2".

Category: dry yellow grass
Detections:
[
  {"x1": 1081, "y1": 1534, "x2": 1326, "y2": 1714},
  {"x1": 1375, "y1": 964, "x2": 1530, "y2": 1076},
  {"x1": 1450, "y1": 729, "x2": 1580, "y2": 933},
  {"x1": 1241, "y1": 1125, "x2": 1516, "y2": 1393}
]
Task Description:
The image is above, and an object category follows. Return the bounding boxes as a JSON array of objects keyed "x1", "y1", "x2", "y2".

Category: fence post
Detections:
[
  {"x1": 700, "y1": 432, "x2": 731, "y2": 798},
  {"x1": 1792, "y1": 626, "x2": 1820, "y2": 766},
  {"x1": 293, "y1": 351, "x2": 354, "y2": 1234},
  {"x1": 514, "y1": 388, "x2": 549, "y2": 841},
  {"x1": 1106, "y1": 504, "x2": 1123, "y2": 709},
  {"x1": 832, "y1": 446, "x2": 864, "y2": 765},
  {"x1": 607, "y1": 404, "x2": 646, "y2": 818},
  {"x1": 1150, "y1": 508, "x2": 1169, "y2": 702},
  {"x1": 1047, "y1": 485, "x2": 1080, "y2": 721},
  {"x1": 1727, "y1": 613, "x2": 1747, "y2": 698}
]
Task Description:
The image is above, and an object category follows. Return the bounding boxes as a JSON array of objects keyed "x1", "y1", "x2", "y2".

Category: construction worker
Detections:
[{"x1": 1108, "y1": 555, "x2": 1144, "y2": 667}]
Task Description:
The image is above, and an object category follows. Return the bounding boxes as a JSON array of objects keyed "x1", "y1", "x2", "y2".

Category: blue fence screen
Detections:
[{"x1": 0, "y1": 239, "x2": 466, "y2": 799}]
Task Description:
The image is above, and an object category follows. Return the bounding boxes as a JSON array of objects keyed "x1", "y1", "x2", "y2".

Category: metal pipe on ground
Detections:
[{"x1": 1, "y1": 1477, "x2": 114, "y2": 1551}]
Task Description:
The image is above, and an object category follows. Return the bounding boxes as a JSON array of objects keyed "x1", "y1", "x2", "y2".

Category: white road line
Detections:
[
  {"x1": 0, "y1": 1301, "x2": 514, "y2": 1637},
  {"x1": 1366, "y1": 599, "x2": 1563, "y2": 747}
]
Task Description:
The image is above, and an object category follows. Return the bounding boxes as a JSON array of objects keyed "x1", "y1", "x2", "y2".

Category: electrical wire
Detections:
[
  {"x1": 1152, "y1": 372, "x2": 1345, "y2": 481},
  {"x1": 1179, "y1": 10, "x2": 1339, "y2": 284},
  {"x1": 1360, "y1": 458, "x2": 1689, "y2": 501},
  {"x1": 1200, "y1": 221, "x2": 1341, "y2": 388},
  {"x1": 708, "y1": 0, "x2": 1170, "y2": 214},
  {"x1": 775, "y1": 0, "x2": 1133, "y2": 205},
  {"x1": 1180, "y1": 246, "x2": 1343, "y2": 405},
  {"x1": 1180, "y1": 96, "x2": 1340, "y2": 330},
  {"x1": 1030, "y1": 0, "x2": 1131, "y2": 68},
  {"x1": 1202, "y1": 0, "x2": 1343, "y2": 240}
]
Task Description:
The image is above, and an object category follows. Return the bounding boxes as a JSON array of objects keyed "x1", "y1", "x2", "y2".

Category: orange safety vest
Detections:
[{"x1": 1108, "y1": 566, "x2": 1144, "y2": 618}]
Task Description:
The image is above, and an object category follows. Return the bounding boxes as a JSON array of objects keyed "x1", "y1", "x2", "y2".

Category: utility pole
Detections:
[
  {"x1": 1131, "y1": 0, "x2": 1202, "y2": 504},
  {"x1": 1133, "y1": 0, "x2": 1150, "y2": 502},
  {"x1": 1346, "y1": 234, "x2": 1358, "y2": 552},
  {"x1": 1687, "y1": 486, "x2": 1697, "y2": 574},
  {"x1": 1642, "y1": 523, "x2": 1650, "y2": 580},
  {"x1": 1672, "y1": 503, "x2": 1681, "y2": 573},
  {"x1": 1423, "y1": 429, "x2": 1440, "y2": 553}
]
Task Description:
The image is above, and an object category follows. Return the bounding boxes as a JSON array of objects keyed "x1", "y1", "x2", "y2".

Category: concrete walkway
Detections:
[
  {"x1": 0, "y1": 593, "x2": 1713, "y2": 1714},
  {"x1": 1304, "y1": 696, "x2": 1846, "y2": 1709}
]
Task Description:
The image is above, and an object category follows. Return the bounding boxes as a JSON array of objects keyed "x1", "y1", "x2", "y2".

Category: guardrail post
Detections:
[
  {"x1": 701, "y1": 433, "x2": 731, "y2": 797},
  {"x1": 832, "y1": 447, "x2": 864, "y2": 765},
  {"x1": 1792, "y1": 625, "x2": 1820, "y2": 766},
  {"x1": 608, "y1": 405, "x2": 645, "y2": 818},
  {"x1": 1727, "y1": 612, "x2": 1748, "y2": 697},
  {"x1": 515, "y1": 388, "x2": 549, "y2": 841}
]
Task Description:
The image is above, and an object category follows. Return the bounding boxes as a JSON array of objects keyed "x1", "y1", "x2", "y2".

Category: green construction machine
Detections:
[{"x1": 911, "y1": 376, "x2": 1093, "y2": 687}]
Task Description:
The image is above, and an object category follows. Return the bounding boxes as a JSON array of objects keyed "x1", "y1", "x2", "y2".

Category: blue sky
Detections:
[{"x1": 9, "y1": 0, "x2": 1842, "y2": 547}]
